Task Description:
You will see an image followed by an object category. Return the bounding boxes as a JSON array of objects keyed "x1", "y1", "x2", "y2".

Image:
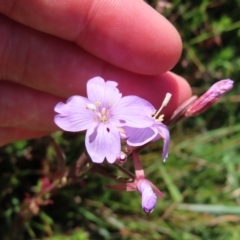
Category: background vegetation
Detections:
[{"x1": 1, "y1": 0, "x2": 240, "y2": 239}]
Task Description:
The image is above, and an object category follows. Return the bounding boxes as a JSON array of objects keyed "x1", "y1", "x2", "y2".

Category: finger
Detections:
[
  {"x1": 0, "y1": 14, "x2": 107, "y2": 97},
  {"x1": 0, "y1": 15, "x2": 190, "y2": 107},
  {"x1": 0, "y1": 0, "x2": 182, "y2": 75},
  {"x1": 0, "y1": 72, "x2": 191, "y2": 131},
  {"x1": 0, "y1": 81, "x2": 63, "y2": 130},
  {"x1": 0, "y1": 127, "x2": 51, "y2": 147}
]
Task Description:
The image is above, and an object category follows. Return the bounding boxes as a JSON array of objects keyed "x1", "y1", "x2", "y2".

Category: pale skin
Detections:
[{"x1": 0, "y1": 0, "x2": 192, "y2": 146}]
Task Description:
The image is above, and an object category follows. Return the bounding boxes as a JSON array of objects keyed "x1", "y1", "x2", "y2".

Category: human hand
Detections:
[{"x1": 0, "y1": 0, "x2": 191, "y2": 146}]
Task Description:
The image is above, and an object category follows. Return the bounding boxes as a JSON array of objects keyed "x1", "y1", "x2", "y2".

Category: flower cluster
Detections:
[{"x1": 54, "y1": 77, "x2": 233, "y2": 213}]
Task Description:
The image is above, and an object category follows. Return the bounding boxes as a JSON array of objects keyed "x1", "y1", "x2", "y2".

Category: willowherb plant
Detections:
[{"x1": 53, "y1": 77, "x2": 233, "y2": 213}]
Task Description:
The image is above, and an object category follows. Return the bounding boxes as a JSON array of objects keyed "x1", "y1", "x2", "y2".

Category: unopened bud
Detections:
[
  {"x1": 137, "y1": 179, "x2": 157, "y2": 213},
  {"x1": 116, "y1": 152, "x2": 127, "y2": 164},
  {"x1": 185, "y1": 79, "x2": 233, "y2": 117}
]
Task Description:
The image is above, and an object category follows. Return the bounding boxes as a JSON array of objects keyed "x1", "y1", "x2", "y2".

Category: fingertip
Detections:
[
  {"x1": 79, "y1": 0, "x2": 183, "y2": 74},
  {"x1": 166, "y1": 72, "x2": 192, "y2": 105}
]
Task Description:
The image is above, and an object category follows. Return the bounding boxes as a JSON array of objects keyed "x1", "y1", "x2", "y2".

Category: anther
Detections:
[
  {"x1": 95, "y1": 101, "x2": 101, "y2": 107},
  {"x1": 86, "y1": 103, "x2": 96, "y2": 111},
  {"x1": 101, "y1": 108, "x2": 107, "y2": 116}
]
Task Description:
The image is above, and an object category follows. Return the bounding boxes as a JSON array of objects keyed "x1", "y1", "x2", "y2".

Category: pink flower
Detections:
[{"x1": 54, "y1": 77, "x2": 155, "y2": 164}]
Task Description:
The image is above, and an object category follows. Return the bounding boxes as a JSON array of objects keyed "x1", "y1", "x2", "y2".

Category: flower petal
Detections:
[
  {"x1": 155, "y1": 123, "x2": 170, "y2": 162},
  {"x1": 54, "y1": 96, "x2": 94, "y2": 131},
  {"x1": 85, "y1": 122, "x2": 121, "y2": 163},
  {"x1": 111, "y1": 96, "x2": 155, "y2": 127},
  {"x1": 87, "y1": 77, "x2": 122, "y2": 107},
  {"x1": 124, "y1": 126, "x2": 158, "y2": 146}
]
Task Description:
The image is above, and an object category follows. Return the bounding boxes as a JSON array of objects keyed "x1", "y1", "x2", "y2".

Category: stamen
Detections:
[
  {"x1": 95, "y1": 101, "x2": 101, "y2": 107},
  {"x1": 157, "y1": 114, "x2": 164, "y2": 122},
  {"x1": 86, "y1": 103, "x2": 96, "y2": 111},
  {"x1": 153, "y1": 93, "x2": 172, "y2": 119},
  {"x1": 101, "y1": 108, "x2": 106, "y2": 116}
]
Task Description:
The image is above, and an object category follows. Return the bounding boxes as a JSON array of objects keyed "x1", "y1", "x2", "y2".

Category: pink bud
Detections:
[
  {"x1": 116, "y1": 152, "x2": 127, "y2": 164},
  {"x1": 137, "y1": 179, "x2": 157, "y2": 213},
  {"x1": 185, "y1": 79, "x2": 233, "y2": 117}
]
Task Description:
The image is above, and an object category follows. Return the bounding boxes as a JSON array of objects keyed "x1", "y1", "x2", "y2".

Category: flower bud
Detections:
[
  {"x1": 137, "y1": 179, "x2": 157, "y2": 213},
  {"x1": 116, "y1": 152, "x2": 127, "y2": 164},
  {"x1": 185, "y1": 79, "x2": 233, "y2": 117}
]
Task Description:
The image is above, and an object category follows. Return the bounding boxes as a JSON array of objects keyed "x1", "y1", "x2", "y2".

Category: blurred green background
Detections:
[{"x1": 1, "y1": 0, "x2": 240, "y2": 239}]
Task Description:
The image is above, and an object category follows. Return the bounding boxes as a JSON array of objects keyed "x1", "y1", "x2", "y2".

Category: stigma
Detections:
[{"x1": 152, "y1": 93, "x2": 172, "y2": 122}]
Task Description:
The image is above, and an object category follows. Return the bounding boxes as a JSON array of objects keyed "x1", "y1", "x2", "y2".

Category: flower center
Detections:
[{"x1": 86, "y1": 102, "x2": 110, "y2": 122}]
